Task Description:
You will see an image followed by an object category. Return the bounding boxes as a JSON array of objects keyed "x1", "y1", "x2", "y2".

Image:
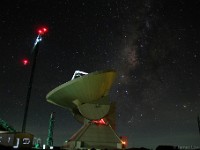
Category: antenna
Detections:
[{"x1": 46, "y1": 70, "x2": 126, "y2": 149}]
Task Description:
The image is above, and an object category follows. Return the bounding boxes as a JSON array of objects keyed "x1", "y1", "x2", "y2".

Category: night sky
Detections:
[{"x1": 0, "y1": 0, "x2": 200, "y2": 149}]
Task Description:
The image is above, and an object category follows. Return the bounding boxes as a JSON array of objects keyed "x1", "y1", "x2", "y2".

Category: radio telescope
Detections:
[{"x1": 46, "y1": 70, "x2": 125, "y2": 149}]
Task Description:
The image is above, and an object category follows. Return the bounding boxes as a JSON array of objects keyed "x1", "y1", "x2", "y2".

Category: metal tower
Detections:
[
  {"x1": 0, "y1": 118, "x2": 16, "y2": 132},
  {"x1": 46, "y1": 112, "x2": 55, "y2": 147}
]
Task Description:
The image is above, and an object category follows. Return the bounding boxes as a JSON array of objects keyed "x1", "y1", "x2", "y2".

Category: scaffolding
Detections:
[
  {"x1": 46, "y1": 112, "x2": 55, "y2": 147},
  {"x1": 0, "y1": 118, "x2": 16, "y2": 132}
]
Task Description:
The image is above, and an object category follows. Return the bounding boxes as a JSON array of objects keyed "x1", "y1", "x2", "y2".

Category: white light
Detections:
[
  {"x1": 13, "y1": 138, "x2": 20, "y2": 149},
  {"x1": 43, "y1": 144, "x2": 46, "y2": 149},
  {"x1": 34, "y1": 35, "x2": 43, "y2": 46},
  {"x1": 50, "y1": 146, "x2": 54, "y2": 149}
]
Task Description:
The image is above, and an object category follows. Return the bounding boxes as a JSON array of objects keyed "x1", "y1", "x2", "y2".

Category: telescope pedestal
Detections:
[{"x1": 62, "y1": 122, "x2": 123, "y2": 150}]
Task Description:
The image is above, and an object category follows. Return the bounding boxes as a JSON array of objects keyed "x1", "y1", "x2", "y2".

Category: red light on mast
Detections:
[
  {"x1": 38, "y1": 29, "x2": 42, "y2": 34},
  {"x1": 37, "y1": 27, "x2": 48, "y2": 35},
  {"x1": 22, "y1": 59, "x2": 29, "y2": 66},
  {"x1": 43, "y1": 27, "x2": 47, "y2": 32}
]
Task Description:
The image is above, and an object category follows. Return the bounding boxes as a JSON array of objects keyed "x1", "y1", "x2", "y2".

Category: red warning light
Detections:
[
  {"x1": 122, "y1": 141, "x2": 126, "y2": 145},
  {"x1": 120, "y1": 136, "x2": 128, "y2": 148},
  {"x1": 38, "y1": 29, "x2": 42, "y2": 34},
  {"x1": 22, "y1": 59, "x2": 29, "y2": 66},
  {"x1": 92, "y1": 119, "x2": 106, "y2": 125},
  {"x1": 37, "y1": 27, "x2": 48, "y2": 35},
  {"x1": 43, "y1": 27, "x2": 47, "y2": 32}
]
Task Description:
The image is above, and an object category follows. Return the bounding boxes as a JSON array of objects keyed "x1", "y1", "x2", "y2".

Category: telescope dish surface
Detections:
[{"x1": 46, "y1": 70, "x2": 116, "y2": 110}]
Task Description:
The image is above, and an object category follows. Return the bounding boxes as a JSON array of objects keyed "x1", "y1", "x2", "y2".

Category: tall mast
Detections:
[{"x1": 21, "y1": 27, "x2": 48, "y2": 132}]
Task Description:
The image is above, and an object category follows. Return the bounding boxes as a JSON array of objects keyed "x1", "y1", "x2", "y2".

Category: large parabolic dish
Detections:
[
  {"x1": 46, "y1": 70, "x2": 117, "y2": 112},
  {"x1": 46, "y1": 70, "x2": 125, "y2": 149}
]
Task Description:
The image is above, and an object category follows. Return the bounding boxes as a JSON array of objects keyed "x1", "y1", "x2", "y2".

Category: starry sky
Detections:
[{"x1": 0, "y1": 0, "x2": 200, "y2": 149}]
